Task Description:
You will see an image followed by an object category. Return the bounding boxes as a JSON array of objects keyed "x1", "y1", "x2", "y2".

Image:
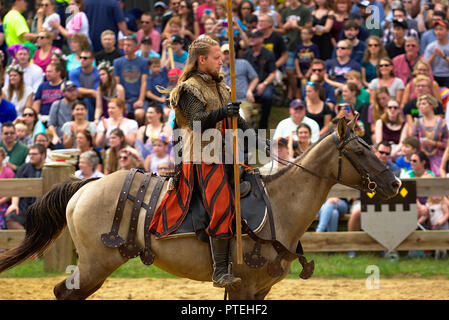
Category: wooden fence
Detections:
[
  {"x1": 1, "y1": 175, "x2": 449, "y2": 274},
  {"x1": 0, "y1": 163, "x2": 76, "y2": 272}
]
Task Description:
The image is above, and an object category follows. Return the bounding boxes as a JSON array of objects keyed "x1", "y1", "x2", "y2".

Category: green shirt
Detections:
[
  {"x1": 3, "y1": 9, "x2": 30, "y2": 47},
  {"x1": 281, "y1": 4, "x2": 312, "y2": 52},
  {"x1": 0, "y1": 141, "x2": 29, "y2": 172}
]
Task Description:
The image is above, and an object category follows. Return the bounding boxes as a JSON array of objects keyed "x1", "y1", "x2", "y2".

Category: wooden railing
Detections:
[
  {"x1": 1, "y1": 175, "x2": 449, "y2": 274},
  {"x1": 0, "y1": 163, "x2": 76, "y2": 272}
]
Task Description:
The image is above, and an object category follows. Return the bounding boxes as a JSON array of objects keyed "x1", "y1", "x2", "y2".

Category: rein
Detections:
[{"x1": 270, "y1": 131, "x2": 385, "y2": 194}]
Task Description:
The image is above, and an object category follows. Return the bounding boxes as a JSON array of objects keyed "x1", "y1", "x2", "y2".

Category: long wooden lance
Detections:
[{"x1": 226, "y1": 0, "x2": 243, "y2": 265}]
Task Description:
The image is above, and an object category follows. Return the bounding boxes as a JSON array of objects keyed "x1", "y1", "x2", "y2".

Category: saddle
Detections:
[{"x1": 101, "y1": 167, "x2": 314, "y2": 280}]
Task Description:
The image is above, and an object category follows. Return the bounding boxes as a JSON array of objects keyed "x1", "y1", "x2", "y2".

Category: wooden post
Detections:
[{"x1": 42, "y1": 163, "x2": 76, "y2": 272}]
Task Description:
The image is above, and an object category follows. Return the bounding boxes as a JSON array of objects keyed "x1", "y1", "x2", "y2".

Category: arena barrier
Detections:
[
  {"x1": 0, "y1": 163, "x2": 75, "y2": 272},
  {"x1": 1, "y1": 176, "x2": 449, "y2": 272}
]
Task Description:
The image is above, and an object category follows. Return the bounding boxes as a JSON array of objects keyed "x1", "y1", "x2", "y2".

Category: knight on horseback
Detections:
[{"x1": 149, "y1": 36, "x2": 254, "y2": 289}]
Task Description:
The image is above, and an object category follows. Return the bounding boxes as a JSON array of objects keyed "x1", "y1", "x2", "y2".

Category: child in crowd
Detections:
[
  {"x1": 294, "y1": 27, "x2": 320, "y2": 91},
  {"x1": 143, "y1": 134, "x2": 173, "y2": 174},
  {"x1": 146, "y1": 58, "x2": 169, "y2": 113},
  {"x1": 395, "y1": 136, "x2": 420, "y2": 175},
  {"x1": 15, "y1": 122, "x2": 30, "y2": 146},
  {"x1": 136, "y1": 37, "x2": 160, "y2": 60}
]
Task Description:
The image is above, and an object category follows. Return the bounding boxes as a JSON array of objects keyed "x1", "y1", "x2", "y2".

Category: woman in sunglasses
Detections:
[
  {"x1": 13, "y1": 107, "x2": 46, "y2": 146},
  {"x1": 119, "y1": 146, "x2": 143, "y2": 171},
  {"x1": 361, "y1": 36, "x2": 387, "y2": 88},
  {"x1": 368, "y1": 57, "x2": 404, "y2": 105},
  {"x1": 400, "y1": 60, "x2": 442, "y2": 106},
  {"x1": 374, "y1": 99, "x2": 408, "y2": 158}
]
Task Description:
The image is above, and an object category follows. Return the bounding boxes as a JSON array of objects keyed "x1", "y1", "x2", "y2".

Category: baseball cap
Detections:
[
  {"x1": 220, "y1": 43, "x2": 230, "y2": 52},
  {"x1": 434, "y1": 20, "x2": 449, "y2": 29},
  {"x1": 275, "y1": 137, "x2": 289, "y2": 147},
  {"x1": 357, "y1": 0, "x2": 370, "y2": 7},
  {"x1": 154, "y1": 1, "x2": 167, "y2": 9},
  {"x1": 393, "y1": 19, "x2": 408, "y2": 29},
  {"x1": 171, "y1": 35, "x2": 184, "y2": 44},
  {"x1": 62, "y1": 80, "x2": 77, "y2": 92},
  {"x1": 289, "y1": 99, "x2": 305, "y2": 109},
  {"x1": 248, "y1": 29, "x2": 264, "y2": 38}
]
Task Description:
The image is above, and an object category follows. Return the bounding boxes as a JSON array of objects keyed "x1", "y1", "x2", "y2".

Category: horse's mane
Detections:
[{"x1": 261, "y1": 132, "x2": 333, "y2": 183}]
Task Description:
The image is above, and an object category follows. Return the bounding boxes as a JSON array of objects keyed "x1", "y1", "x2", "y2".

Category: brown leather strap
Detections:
[
  {"x1": 140, "y1": 176, "x2": 166, "y2": 265},
  {"x1": 119, "y1": 172, "x2": 152, "y2": 259},
  {"x1": 253, "y1": 169, "x2": 276, "y2": 241},
  {"x1": 101, "y1": 168, "x2": 138, "y2": 248},
  {"x1": 242, "y1": 219, "x2": 314, "y2": 279}
]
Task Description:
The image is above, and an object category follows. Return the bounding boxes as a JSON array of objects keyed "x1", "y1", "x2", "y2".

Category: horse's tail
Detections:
[{"x1": 0, "y1": 177, "x2": 97, "y2": 273}]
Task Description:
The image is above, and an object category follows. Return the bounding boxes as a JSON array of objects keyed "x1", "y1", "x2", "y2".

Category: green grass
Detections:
[{"x1": 1, "y1": 252, "x2": 448, "y2": 279}]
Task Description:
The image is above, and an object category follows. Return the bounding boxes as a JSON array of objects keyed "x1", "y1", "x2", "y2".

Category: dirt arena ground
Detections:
[{"x1": 1, "y1": 277, "x2": 449, "y2": 300}]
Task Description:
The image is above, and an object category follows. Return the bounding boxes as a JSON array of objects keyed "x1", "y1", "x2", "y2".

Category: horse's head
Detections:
[{"x1": 334, "y1": 117, "x2": 401, "y2": 200}]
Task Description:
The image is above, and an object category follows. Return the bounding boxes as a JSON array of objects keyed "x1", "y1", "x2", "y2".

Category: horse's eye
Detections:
[{"x1": 355, "y1": 149, "x2": 364, "y2": 156}]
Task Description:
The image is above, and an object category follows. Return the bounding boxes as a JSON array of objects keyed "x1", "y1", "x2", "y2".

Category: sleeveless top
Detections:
[
  {"x1": 143, "y1": 123, "x2": 165, "y2": 144},
  {"x1": 382, "y1": 121, "x2": 404, "y2": 145}
]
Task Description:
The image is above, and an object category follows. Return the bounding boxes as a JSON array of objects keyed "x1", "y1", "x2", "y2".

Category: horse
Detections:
[{"x1": 0, "y1": 118, "x2": 401, "y2": 300}]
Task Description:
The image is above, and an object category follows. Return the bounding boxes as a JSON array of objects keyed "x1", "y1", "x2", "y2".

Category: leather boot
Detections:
[{"x1": 210, "y1": 238, "x2": 241, "y2": 288}]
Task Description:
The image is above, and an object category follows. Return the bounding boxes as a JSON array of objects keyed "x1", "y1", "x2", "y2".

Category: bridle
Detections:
[{"x1": 270, "y1": 130, "x2": 389, "y2": 194}]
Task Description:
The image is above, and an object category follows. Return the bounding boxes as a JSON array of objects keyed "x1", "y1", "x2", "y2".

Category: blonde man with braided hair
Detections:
[{"x1": 150, "y1": 36, "x2": 250, "y2": 289}]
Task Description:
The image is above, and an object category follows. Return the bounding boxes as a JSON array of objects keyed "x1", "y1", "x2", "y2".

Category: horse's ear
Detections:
[
  {"x1": 336, "y1": 117, "x2": 348, "y2": 140},
  {"x1": 347, "y1": 112, "x2": 359, "y2": 131}
]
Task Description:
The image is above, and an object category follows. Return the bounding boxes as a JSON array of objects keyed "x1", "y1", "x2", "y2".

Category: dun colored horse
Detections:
[{"x1": 0, "y1": 119, "x2": 400, "y2": 299}]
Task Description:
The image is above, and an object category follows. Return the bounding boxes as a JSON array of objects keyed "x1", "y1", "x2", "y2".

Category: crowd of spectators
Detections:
[{"x1": 0, "y1": 0, "x2": 447, "y2": 257}]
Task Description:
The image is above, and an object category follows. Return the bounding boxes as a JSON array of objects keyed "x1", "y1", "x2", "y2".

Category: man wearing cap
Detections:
[
  {"x1": 47, "y1": 81, "x2": 79, "y2": 149},
  {"x1": 273, "y1": 99, "x2": 320, "y2": 143},
  {"x1": 420, "y1": 11, "x2": 448, "y2": 54},
  {"x1": 136, "y1": 12, "x2": 161, "y2": 52},
  {"x1": 382, "y1": 6, "x2": 419, "y2": 46},
  {"x1": 352, "y1": 0, "x2": 384, "y2": 26},
  {"x1": 385, "y1": 19, "x2": 408, "y2": 59},
  {"x1": 69, "y1": 49, "x2": 100, "y2": 121},
  {"x1": 136, "y1": 37, "x2": 161, "y2": 60},
  {"x1": 153, "y1": 2, "x2": 167, "y2": 34},
  {"x1": 3, "y1": 0, "x2": 38, "y2": 47},
  {"x1": 161, "y1": 0, "x2": 181, "y2": 32},
  {"x1": 243, "y1": 29, "x2": 277, "y2": 129},
  {"x1": 259, "y1": 137, "x2": 292, "y2": 174},
  {"x1": 113, "y1": 35, "x2": 149, "y2": 125},
  {"x1": 221, "y1": 43, "x2": 259, "y2": 125},
  {"x1": 424, "y1": 20, "x2": 449, "y2": 88}
]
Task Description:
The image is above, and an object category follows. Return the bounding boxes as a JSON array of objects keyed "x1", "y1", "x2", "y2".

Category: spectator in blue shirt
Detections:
[
  {"x1": 146, "y1": 58, "x2": 169, "y2": 114},
  {"x1": 114, "y1": 35, "x2": 149, "y2": 126},
  {"x1": 69, "y1": 49, "x2": 99, "y2": 121},
  {"x1": 326, "y1": 39, "x2": 361, "y2": 84}
]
